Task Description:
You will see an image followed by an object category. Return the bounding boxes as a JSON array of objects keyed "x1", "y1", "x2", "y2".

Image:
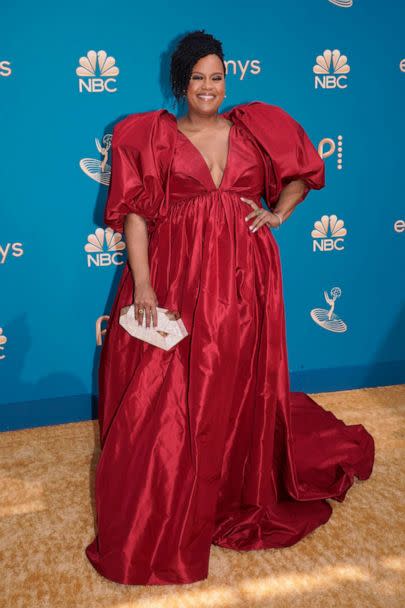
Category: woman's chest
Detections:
[{"x1": 168, "y1": 124, "x2": 266, "y2": 201}]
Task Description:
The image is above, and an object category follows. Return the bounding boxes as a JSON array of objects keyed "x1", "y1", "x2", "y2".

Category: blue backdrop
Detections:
[{"x1": 1, "y1": 0, "x2": 404, "y2": 431}]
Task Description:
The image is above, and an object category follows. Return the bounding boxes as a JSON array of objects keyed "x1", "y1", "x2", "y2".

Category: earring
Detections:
[{"x1": 224, "y1": 94, "x2": 227, "y2": 98}]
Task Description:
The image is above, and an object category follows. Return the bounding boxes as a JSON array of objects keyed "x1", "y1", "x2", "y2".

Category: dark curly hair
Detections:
[{"x1": 170, "y1": 30, "x2": 226, "y2": 103}]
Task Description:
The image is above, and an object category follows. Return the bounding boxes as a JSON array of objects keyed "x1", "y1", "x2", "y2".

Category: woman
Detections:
[{"x1": 85, "y1": 30, "x2": 375, "y2": 586}]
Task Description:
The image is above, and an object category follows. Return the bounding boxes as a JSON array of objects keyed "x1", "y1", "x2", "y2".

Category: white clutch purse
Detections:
[{"x1": 119, "y1": 305, "x2": 188, "y2": 350}]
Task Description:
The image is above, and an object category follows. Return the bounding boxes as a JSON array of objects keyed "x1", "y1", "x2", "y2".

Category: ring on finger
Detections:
[{"x1": 253, "y1": 209, "x2": 266, "y2": 229}]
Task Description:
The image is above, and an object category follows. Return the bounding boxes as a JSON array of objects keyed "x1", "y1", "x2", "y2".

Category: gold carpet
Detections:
[{"x1": 1, "y1": 385, "x2": 404, "y2": 608}]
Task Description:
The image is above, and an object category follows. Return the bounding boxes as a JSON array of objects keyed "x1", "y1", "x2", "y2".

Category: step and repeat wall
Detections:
[{"x1": 1, "y1": 0, "x2": 404, "y2": 430}]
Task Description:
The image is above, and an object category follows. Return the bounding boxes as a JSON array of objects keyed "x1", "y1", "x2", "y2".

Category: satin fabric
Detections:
[{"x1": 85, "y1": 102, "x2": 375, "y2": 585}]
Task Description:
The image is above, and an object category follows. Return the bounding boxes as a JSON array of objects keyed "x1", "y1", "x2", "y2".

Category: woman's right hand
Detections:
[{"x1": 133, "y1": 281, "x2": 159, "y2": 328}]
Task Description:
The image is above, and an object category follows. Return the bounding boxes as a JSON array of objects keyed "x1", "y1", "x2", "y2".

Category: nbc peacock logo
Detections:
[
  {"x1": 311, "y1": 215, "x2": 347, "y2": 252},
  {"x1": 0, "y1": 327, "x2": 7, "y2": 360},
  {"x1": 79, "y1": 134, "x2": 112, "y2": 185},
  {"x1": 84, "y1": 227, "x2": 126, "y2": 267},
  {"x1": 313, "y1": 49, "x2": 350, "y2": 89},
  {"x1": 76, "y1": 50, "x2": 119, "y2": 93},
  {"x1": 310, "y1": 288, "x2": 347, "y2": 333}
]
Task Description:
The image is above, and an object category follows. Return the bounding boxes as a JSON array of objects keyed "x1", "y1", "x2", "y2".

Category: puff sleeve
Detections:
[
  {"x1": 103, "y1": 112, "x2": 166, "y2": 234},
  {"x1": 229, "y1": 102, "x2": 325, "y2": 208},
  {"x1": 265, "y1": 104, "x2": 325, "y2": 206}
]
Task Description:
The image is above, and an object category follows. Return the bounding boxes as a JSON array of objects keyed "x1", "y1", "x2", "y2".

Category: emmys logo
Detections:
[
  {"x1": 84, "y1": 227, "x2": 126, "y2": 267},
  {"x1": 0, "y1": 61, "x2": 12, "y2": 77},
  {"x1": 0, "y1": 328, "x2": 7, "y2": 360},
  {"x1": 394, "y1": 219, "x2": 405, "y2": 233},
  {"x1": 224, "y1": 59, "x2": 261, "y2": 80},
  {"x1": 96, "y1": 315, "x2": 110, "y2": 346},
  {"x1": 0, "y1": 242, "x2": 24, "y2": 264},
  {"x1": 400, "y1": 59, "x2": 405, "y2": 73},
  {"x1": 313, "y1": 50, "x2": 350, "y2": 89},
  {"x1": 311, "y1": 215, "x2": 347, "y2": 252},
  {"x1": 76, "y1": 50, "x2": 119, "y2": 93},
  {"x1": 80, "y1": 134, "x2": 112, "y2": 185},
  {"x1": 318, "y1": 135, "x2": 343, "y2": 170},
  {"x1": 310, "y1": 288, "x2": 347, "y2": 333},
  {"x1": 328, "y1": 0, "x2": 353, "y2": 7}
]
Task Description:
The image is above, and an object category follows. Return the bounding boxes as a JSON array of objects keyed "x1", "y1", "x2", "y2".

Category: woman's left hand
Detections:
[{"x1": 240, "y1": 196, "x2": 282, "y2": 233}]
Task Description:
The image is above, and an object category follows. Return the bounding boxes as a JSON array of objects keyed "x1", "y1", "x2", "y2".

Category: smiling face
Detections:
[{"x1": 185, "y1": 53, "x2": 226, "y2": 116}]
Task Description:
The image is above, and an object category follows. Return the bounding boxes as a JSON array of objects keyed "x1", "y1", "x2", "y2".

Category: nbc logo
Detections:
[
  {"x1": 318, "y1": 135, "x2": 344, "y2": 170},
  {"x1": 80, "y1": 134, "x2": 112, "y2": 185},
  {"x1": 312, "y1": 215, "x2": 347, "y2": 252},
  {"x1": 76, "y1": 50, "x2": 119, "y2": 93},
  {"x1": 84, "y1": 228, "x2": 126, "y2": 267},
  {"x1": 328, "y1": 0, "x2": 353, "y2": 7},
  {"x1": 313, "y1": 49, "x2": 350, "y2": 89},
  {"x1": 310, "y1": 287, "x2": 347, "y2": 333},
  {"x1": 0, "y1": 328, "x2": 7, "y2": 360}
]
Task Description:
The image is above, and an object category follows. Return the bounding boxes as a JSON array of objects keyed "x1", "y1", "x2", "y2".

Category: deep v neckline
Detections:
[{"x1": 176, "y1": 122, "x2": 234, "y2": 190}]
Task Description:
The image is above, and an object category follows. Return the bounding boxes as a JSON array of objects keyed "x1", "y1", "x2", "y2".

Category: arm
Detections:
[
  {"x1": 242, "y1": 178, "x2": 307, "y2": 231},
  {"x1": 272, "y1": 178, "x2": 307, "y2": 223},
  {"x1": 124, "y1": 213, "x2": 158, "y2": 328},
  {"x1": 103, "y1": 114, "x2": 167, "y2": 328}
]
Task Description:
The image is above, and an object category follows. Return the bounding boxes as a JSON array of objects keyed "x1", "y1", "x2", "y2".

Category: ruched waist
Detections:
[{"x1": 168, "y1": 189, "x2": 265, "y2": 207}]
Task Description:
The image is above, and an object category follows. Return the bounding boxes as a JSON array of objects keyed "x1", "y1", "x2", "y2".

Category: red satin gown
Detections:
[{"x1": 85, "y1": 104, "x2": 375, "y2": 585}]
